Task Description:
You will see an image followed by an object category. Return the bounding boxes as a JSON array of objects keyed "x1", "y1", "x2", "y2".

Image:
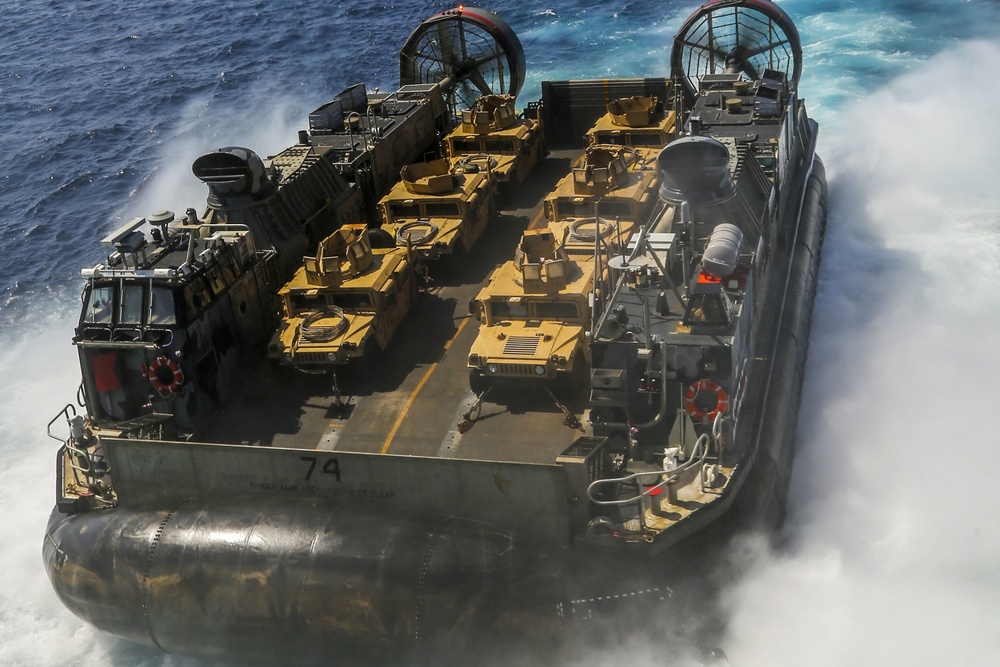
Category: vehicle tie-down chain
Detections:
[
  {"x1": 330, "y1": 372, "x2": 349, "y2": 419},
  {"x1": 545, "y1": 386, "x2": 584, "y2": 431},
  {"x1": 457, "y1": 384, "x2": 494, "y2": 434},
  {"x1": 457, "y1": 384, "x2": 584, "y2": 434}
]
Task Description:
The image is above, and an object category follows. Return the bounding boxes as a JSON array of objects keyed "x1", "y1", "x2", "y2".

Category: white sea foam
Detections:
[
  {"x1": 720, "y1": 39, "x2": 1000, "y2": 666},
  {"x1": 120, "y1": 93, "x2": 312, "y2": 233}
]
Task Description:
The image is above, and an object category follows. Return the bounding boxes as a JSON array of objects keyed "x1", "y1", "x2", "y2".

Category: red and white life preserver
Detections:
[
  {"x1": 683, "y1": 379, "x2": 728, "y2": 423},
  {"x1": 144, "y1": 356, "x2": 184, "y2": 394}
]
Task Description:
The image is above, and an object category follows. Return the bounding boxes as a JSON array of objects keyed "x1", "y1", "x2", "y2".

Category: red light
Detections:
[{"x1": 697, "y1": 270, "x2": 722, "y2": 284}]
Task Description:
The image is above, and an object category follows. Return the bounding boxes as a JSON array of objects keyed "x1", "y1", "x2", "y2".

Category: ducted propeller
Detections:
[{"x1": 671, "y1": 0, "x2": 801, "y2": 100}]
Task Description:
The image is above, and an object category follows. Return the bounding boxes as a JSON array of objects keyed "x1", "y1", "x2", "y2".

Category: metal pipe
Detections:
[{"x1": 586, "y1": 433, "x2": 710, "y2": 507}]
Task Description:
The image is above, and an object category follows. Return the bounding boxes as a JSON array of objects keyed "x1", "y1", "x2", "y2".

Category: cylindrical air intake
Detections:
[
  {"x1": 657, "y1": 136, "x2": 735, "y2": 206},
  {"x1": 192, "y1": 146, "x2": 275, "y2": 208}
]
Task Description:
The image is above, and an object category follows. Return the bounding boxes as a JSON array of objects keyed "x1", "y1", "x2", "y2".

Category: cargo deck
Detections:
[{"x1": 201, "y1": 151, "x2": 584, "y2": 465}]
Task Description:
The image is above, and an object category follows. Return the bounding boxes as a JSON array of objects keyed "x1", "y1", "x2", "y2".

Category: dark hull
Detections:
[{"x1": 44, "y1": 496, "x2": 678, "y2": 663}]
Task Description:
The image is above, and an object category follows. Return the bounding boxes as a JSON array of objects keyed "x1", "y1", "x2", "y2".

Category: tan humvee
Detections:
[
  {"x1": 584, "y1": 94, "x2": 676, "y2": 170},
  {"x1": 544, "y1": 144, "x2": 660, "y2": 262},
  {"x1": 444, "y1": 94, "x2": 544, "y2": 186},
  {"x1": 269, "y1": 224, "x2": 419, "y2": 368},
  {"x1": 378, "y1": 158, "x2": 497, "y2": 261},
  {"x1": 467, "y1": 229, "x2": 596, "y2": 394}
]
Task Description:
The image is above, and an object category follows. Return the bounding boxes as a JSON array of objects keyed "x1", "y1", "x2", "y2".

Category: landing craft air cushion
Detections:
[{"x1": 44, "y1": 2, "x2": 827, "y2": 662}]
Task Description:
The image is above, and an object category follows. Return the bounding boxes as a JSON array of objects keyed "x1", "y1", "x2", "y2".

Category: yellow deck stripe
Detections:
[{"x1": 380, "y1": 314, "x2": 472, "y2": 454}]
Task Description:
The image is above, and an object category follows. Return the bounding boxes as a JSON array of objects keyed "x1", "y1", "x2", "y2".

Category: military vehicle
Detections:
[
  {"x1": 467, "y1": 228, "x2": 594, "y2": 394},
  {"x1": 268, "y1": 224, "x2": 419, "y2": 370},
  {"x1": 444, "y1": 93, "x2": 545, "y2": 186},
  {"x1": 544, "y1": 143, "x2": 661, "y2": 258},
  {"x1": 378, "y1": 157, "x2": 497, "y2": 262},
  {"x1": 44, "y1": 3, "x2": 827, "y2": 663},
  {"x1": 585, "y1": 94, "x2": 677, "y2": 168}
]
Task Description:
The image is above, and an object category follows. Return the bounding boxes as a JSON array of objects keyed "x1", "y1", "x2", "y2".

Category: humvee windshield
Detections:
[
  {"x1": 290, "y1": 290, "x2": 374, "y2": 314},
  {"x1": 554, "y1": 200, "x2": 635, "y2": 220},
  {"x1": 450, "y1": 138, "x2": 480, "y2": 153},
  {"x1": 330, "y1": 291, "x2": 374, "y2": 310},
  {"x1": 388, "y1": 201, "x2": 461, "y2": 220},
  {"x1": 592, "y1": 131, "x2": 665, "y2": 147},
  {"x1": 489, "y1": 298, "x2": 581, "y2": 321},
  {"x1": 483, "y1": 137, "x2": 516, "y2": 153},
  {"x1": 388, "y1": 202, "x2": 421, "y2": 219},
  {"x1": 424, "y1": 202, "x2": 461, "y2": 217},
  {"x1": 450, "y1": 136, "x2": 516, "y2": 154}
]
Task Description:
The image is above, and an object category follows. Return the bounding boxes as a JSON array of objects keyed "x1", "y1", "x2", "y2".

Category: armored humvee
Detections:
[
  {"x1": 584, "y1": 94, "x2": 677, "y2": 169},
  {"x1": 544, "y1": 144, "x2": 661, "y2": 261},
  {"x1": 467, "y1": 228, "x2": 595, "y2": 394},
  {"x1": 269, "y1": 224, "x2": 419, "y2": 369},
  {"x1": 443, "y1": 94, "x2": 545, "y2": 187},
  {"x1": 378, "y1": 157, "x2": 497, "y2": 262}
]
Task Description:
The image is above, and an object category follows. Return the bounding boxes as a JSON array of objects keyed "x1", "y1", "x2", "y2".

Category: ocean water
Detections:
[{"x1": 2, "y1": 1, "x2": 999, "y2": 665}]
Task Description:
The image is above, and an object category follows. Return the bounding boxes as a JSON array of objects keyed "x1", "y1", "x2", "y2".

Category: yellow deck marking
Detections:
[
  {"x1": 528, "y1": 205, "x2": 547, "y2": 230},
  {"x1": 380, "y1": 314, "x2": 473, "y2": 454}
]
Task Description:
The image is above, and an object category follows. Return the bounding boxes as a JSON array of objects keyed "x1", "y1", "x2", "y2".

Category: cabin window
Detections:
[
  {"x1": 554, "y1": 201, "x2": 594, "y2": 219},
  {"x1": 535, "y1": 301, "x2": 579, "y2": 320},
  {"x1": 388, "y1": 203, "x2": 420, "y2": 220},
  {"x1": 630, "y1": 132, "x2": 665, "y2": 146},
  {"x1": 451, "y1": 138, "x2": 480, "y2": 153},
  {"x1": 489, "y1": 299, "x2": 510, "y2": 320},
  {"x1": 490, "y1": 298, "x2": 527, "y2": 320},
  {"x1": 596, "y1": 201, "x2": 635, "y2": 219},
  {"x1": 119, "y1": 283, "x2": 144, "y2": 324},
  {"x1": 594, "y1": 132, "x2": 625, "y2": 146},
  {"x1": 329, "y1": 291, "x2": 373, "y2": 310},
  {"x1": 424, "y1": 202, "x2": 460, "y2": 217},
  {"x1": 483, "y1": 138, "x2": 515, "y2": 153},
  {"x1": 149, "y1": 286, "x2": 177, "y2": 325},
  {"x1": 83, "y1": 284, "x2": 114, "y2": 323},
  {"x1": 290, "y1": 292, "x2": 324, "y2": 315}
]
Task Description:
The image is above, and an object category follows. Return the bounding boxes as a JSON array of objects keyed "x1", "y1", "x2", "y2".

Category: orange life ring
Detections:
[
  {"x1": 146, "y1": 356, "x2": 184, "y2": 394},
  {"x1": 683, "y1": 379, "x2": 728, "y2": 423}
]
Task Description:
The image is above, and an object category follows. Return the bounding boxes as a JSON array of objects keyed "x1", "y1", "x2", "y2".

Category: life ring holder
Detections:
[
  {"x1": 144, "y1": 355, "x2": 184, "y2": 395},
  {"x1": 683, "y1": 378, "x2": 728, "y2": 423}
]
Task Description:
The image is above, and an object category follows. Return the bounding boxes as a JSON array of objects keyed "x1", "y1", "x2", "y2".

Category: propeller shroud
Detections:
[
  {"x1": 671, "y1": 0, "x2": 802, "y2": 99},
  {"x1": 400, "y1": 6, "x2": 526, "y2": 115}
]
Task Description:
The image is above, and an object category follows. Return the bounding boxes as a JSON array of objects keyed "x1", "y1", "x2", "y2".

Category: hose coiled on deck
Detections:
[{"x1": 299, "y1": 308, "x2": 348, "y2": 342}]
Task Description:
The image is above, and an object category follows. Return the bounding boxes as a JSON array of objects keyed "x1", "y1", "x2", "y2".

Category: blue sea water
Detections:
[{"x1": 2, "y1": 1, "x2": 1000, "y2": 665}]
